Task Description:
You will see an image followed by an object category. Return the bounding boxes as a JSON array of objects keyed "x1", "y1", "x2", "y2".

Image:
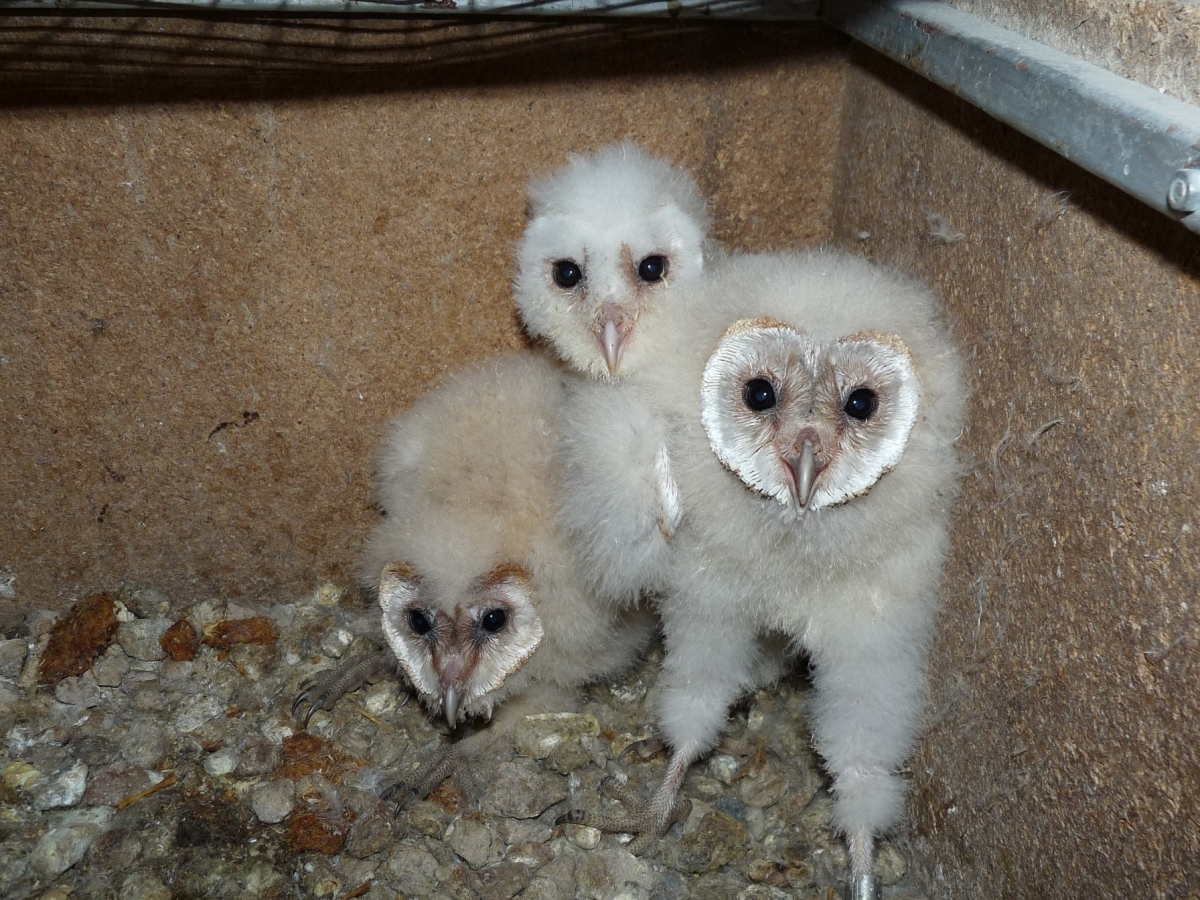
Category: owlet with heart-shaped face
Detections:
[{"x1": 557, "y1": 251, "x2": 966, "y2": 899}]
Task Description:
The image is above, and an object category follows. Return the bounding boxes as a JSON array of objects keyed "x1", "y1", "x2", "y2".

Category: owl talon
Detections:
[
  {"x1": 617, "y1": 737, "x2": 667, "y2": 764},
  {"x1": 385, "y1": 743, "x2": 477, "y2": 812},
  {"x1": 291, "y1": 650, "x2": 394, "y2": 729},
  {"x1": 555, "y1": 774, "x2": 690, "y2": 853}
]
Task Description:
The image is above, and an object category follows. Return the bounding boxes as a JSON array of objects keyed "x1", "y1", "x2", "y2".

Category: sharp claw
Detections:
[{"x1": 303, "y1": 702, "x2": 321, "y2": 729}]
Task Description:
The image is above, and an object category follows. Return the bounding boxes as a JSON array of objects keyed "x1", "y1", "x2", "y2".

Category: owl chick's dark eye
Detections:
[
  {"x1": 844, "y1": 387, "x2": 879, "y2": 421},
  {"x1": 480, "y1": 609, "x2": 508, "y2": 634},
  {"x1": 552, "y1": 260, "x2": 583, "y2": 289},
  {"x1": 408, "y1": 609, "x2": 433, "y2": 636},
  {"x1": 743, "y1": 378, "x2": 777, "y2": 412},
  {"x1": 637, "y1": 255, "x2": 668, "y2": 283}
]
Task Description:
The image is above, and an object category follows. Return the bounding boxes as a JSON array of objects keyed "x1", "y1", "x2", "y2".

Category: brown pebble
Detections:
[
  {"x1": 202, "y1": 617, "x2": 279, "y2": 650},
  {"x1": 38, "y1": 591, "x2": 119, "y2": 685},
  {"x1": 160, "y1": 619, "x2": 198, "y2": 661}
]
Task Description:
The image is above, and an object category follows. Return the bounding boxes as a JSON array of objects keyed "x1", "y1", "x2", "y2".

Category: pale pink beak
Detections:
[{"x1": 782, "y1": 439, "x2": 819, "y2": 510}]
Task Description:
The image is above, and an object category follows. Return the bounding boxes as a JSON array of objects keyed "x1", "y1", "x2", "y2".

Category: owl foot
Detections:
[
  {"x1": 384, "y1": 744, "x2": 482, "y2": 810},
  {"x1": 555, "y1": 775, "x2": 691, "y2": 855},
  {"x1": 292, "y1": 650, "x2": 395, "y2": 727}
]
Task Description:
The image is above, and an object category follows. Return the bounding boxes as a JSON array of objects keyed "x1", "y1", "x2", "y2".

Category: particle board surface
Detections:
[
  {"x1": 0, "y1": 16, "x2": 848, "y2": 613},
  {"x1": 831, "y1": 46, "x2": 1200, "y2": 900}
]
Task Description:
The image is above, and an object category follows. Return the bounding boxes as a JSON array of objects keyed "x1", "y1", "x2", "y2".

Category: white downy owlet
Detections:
[
  {"x1": 557, "y1": 250, "x2": 966, "y2": 899},
  {"x1": 297, "y1": 353, "x2": 655, "y2": 803}
]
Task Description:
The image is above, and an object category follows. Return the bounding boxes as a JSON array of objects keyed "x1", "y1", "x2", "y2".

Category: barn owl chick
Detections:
[
  {"x1": 515, "y1": 141, "x2": 711, "y2": 380},
  {"x1": 297, "y1": 353, "x2": 655, "y2": 803},
  {"x1": 558, "y1": 251, "x2": 965, "y2": 898}
]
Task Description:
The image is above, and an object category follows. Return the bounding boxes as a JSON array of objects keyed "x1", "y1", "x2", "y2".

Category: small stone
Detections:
[
  {"x1": 737, "y1": 886, "x2": 790, "y2": 900},
  {"x1": 116, "y1": 618, "x2": 171, "y2": 661},
  {"x1": 363, "y1": 682, "x2": 401, "y2": 717},
  {"x1": 235, "y1": 732, "x2": 282, "y2": 776},
  {"x1": 119, "y1": 721, "x2": 168, "y2": 768},
  {"x1": 737, "y1": 768, "x2": 788, "y2": 808},
  {"x1": 691, "y1": 775, "x2": 725, "y2": 802},
  {"x1": 345, "y1": 805, "x2": 393, "y2": 858},
  {"x1": 320, "y1": 627, "x2": 355, "y2": 659},
  {"x1": 484, "y1": 759, "x2": 568, "y2": 819},
  {"x1": 121, "y1": 871, "x2": 171, "y2": 900},
  {"x1": 54, "y1": 674, "x2": 102, "y2": 709},
  {"x1": 82, "y1": 762, "x2": 157, "y2": 807},
  {"x1": 520, "y1": 878, "x2": 565, "y2": 900},
  {"x1": 91, "y1": 652, "x2": 130, "y2": 687},
  {"x1": 514, "y1": 713, "x2": 600, "y2": 774},
  {"x1": 30, "y1": 822, "x2": 103, "y2": 878},
  {"x1": 250, "y1": 779, "x2": 296, "y2": 824},
  {"x1": 2, "y1": 759, "x2": 39, "y2": 790},
  {"x1": 708, "y1": 753, "x2": 740, "y2": 785},
  {"x1": 874, "y1": 840, "x2": 907, "y2": 885},
  {"x1": 314, "y1": 583, "x2": 344, "y2": 606},
  {"x1": 173, "y1": 695, "x2": 224, "y2": 733},
  {"x1": 497, "y1": 819, "x2": 553, "y2": 846},
  {"x1": 386, "y1": 842, "x2": 441, "y2": 889},
  {"x1": 446, "y1": 815, "x2": 503, "y2": 869},
  {"x1": 0, "y1": 638, "x2": 27, "y2": 679},
  {"x1": 0, "y1": 840, "x2": 30, "y2": 896},
  {"x1": 406, "y1": 800, "x2": 449, "y2": 838},
  {"x1": 575, "y1": 849, "x2": 655, "y2": 900},
  {"x1": 662, "y1": 804, "x2": 748, "y2": 874},
  {"x1": 203, "y1": 746, "x2": 239, "y2": 776},
  {"x1": 31, "y1": 758, "x2": 88, "y2": 810},
  {"x1": 469, "y1": 860, "x2": 534, "y2": 900},
  {"x1": 746, "y1": 858, "x2": 785, "y2": 883},
  {"x1": 0, "y1": 681, "x2": 16, "y2": 704},
  {"x1": 260, "y1": 714, "x2": 296, "y2": 745},
  {"x1": 120, "y1": 586, "x2": 172, "y2": 619},
  {"x1": 563, "y1": 824, "x2": 601, "y2": 850},
  {"x1": 507, "y1": 841, "x2": 555, "y2": 867},
  {"x1": 71, "y1": 734, "x2": 118, "y2": 768}
]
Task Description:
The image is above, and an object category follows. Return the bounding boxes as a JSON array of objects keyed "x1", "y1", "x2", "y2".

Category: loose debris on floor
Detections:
[{"x1": 0, "y1": 585, "x2": 927, "y2": 900}]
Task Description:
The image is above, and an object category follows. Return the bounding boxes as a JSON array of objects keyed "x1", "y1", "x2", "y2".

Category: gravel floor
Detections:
[{"x1": 0, "y1": 584, "x2": 931, "y2": 900}]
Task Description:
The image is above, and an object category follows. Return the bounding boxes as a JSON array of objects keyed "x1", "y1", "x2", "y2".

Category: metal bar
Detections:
[
  {"x1": 0, "y1": 0, "x2": 820, "y2": 19},
  {"x1": 821, "y1": 0, "x2": 1200, "y2": 235}
]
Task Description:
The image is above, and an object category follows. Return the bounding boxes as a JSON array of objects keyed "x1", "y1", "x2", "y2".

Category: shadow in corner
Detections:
[{"x1": 0, "y1": 11, "x2": 845, "y2": 106}]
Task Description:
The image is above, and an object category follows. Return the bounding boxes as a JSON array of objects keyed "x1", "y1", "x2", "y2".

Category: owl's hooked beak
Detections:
[
  {"x1": 596, "y1": 303, "x2": 632, "y2": 375},
  {"x1": 442, "y1": 685, "x2": 460, "y2": 729},
  {"x1": 782, "y1": 439, "x2": 819, "y2": 511}
]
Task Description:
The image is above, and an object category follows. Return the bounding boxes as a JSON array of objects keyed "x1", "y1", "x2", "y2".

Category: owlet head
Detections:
[
  {"x1": 515, "y1": 142, "x2": 708, "y2": 380},
  {"x1": 378, "y1": 560, "x2": 544, "y2": 727},
  {"x1": 700, "y1": 319, "x2": 921, "y2": 513}
]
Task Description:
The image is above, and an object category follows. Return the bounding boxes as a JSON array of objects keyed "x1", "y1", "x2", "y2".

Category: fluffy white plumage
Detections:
[
  {"x1": 559, "y1": 249, "x2": 966, "y2": 884},
  {"x1": 515, "y1": 142, "x2": 711, "y2": 380},
  {"x1": 356, "y1": 352, "x2": 655, "y2": 798}
]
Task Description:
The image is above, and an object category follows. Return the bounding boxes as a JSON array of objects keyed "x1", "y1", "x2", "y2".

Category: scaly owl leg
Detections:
[
  {"x1": 807, "y1": 609, "x2": 931, "y2": 899},
  {"x1": 383, "y1": 742, "x2": 483, "y2": 809},
  {"x1": 555, "y1": 750, "x2": 693, "y2": 854},
  {"x1": 292, "y1": 650, "x2": 396, "y2": 727}
]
